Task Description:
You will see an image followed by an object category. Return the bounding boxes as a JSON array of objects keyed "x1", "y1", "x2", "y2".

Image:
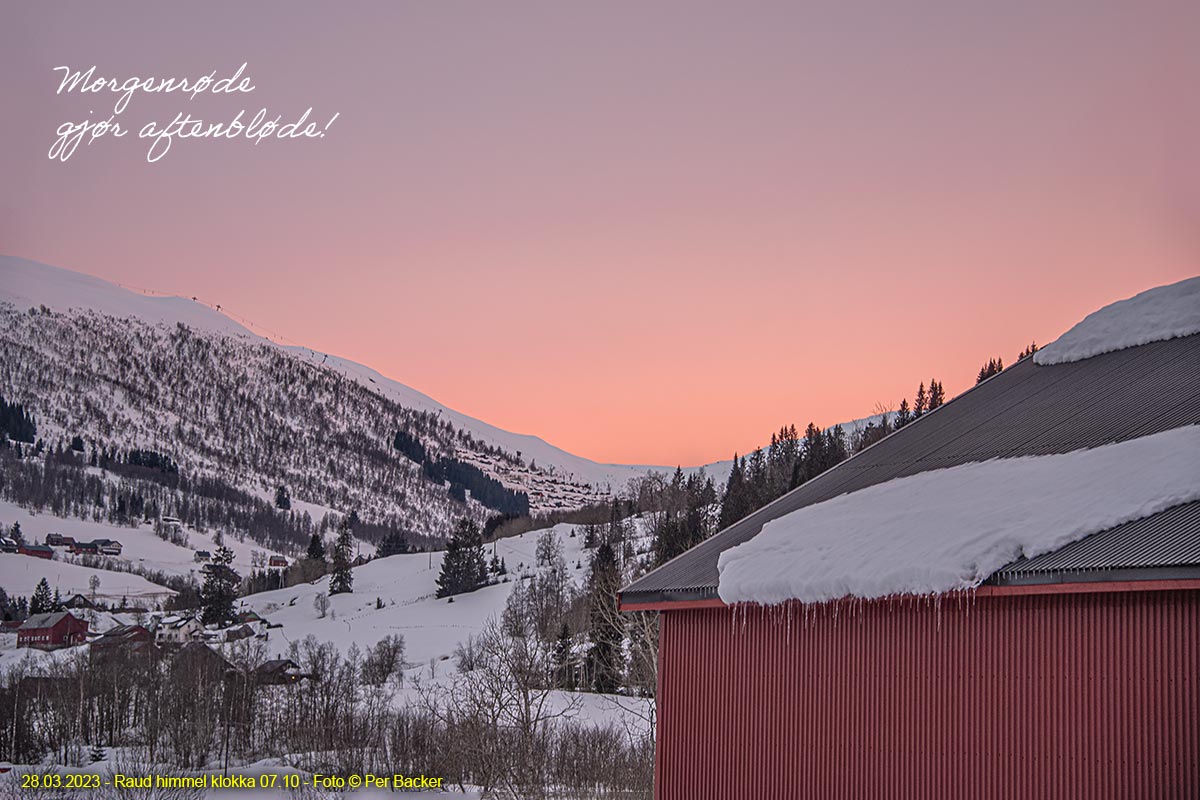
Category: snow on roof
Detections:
[
  {"x1": 1034, "y1": 276, "x2": 1200, "y2": 365},
  {"x1": 19, "y1": 612, "x2": 76, "y2": 629},
  {"x1": 716, "y1": 424, "x2": 1200, "y2": 606}
]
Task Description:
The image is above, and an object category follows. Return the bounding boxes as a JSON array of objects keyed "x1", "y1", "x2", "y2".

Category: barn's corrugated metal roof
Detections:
[
  {"x1": 621, "y1": 333, "x2": 1200, "y2": 605},
  {"x1": 988, "y1": 500, "x2": 1200, "y2": 584}
]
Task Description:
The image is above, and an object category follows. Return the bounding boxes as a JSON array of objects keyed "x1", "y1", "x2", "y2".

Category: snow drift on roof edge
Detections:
[
  {"x1": 1034, "y1": 275, "x2": 1200, "y2": 365},
  {"x1": 716, "y1": 424, "x2": 1200, "y2": 606}
]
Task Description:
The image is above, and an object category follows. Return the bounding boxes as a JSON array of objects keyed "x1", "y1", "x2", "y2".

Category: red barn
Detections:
[
  {"x1": 17, "y1": 612, "x2": 90, "y2": 650},
  {"x1": 622, "y1": 319, "x2": 1200, "y2": 798},
  {"x1": 17, "y1": 544, "x2": 54, "y2": 560}
]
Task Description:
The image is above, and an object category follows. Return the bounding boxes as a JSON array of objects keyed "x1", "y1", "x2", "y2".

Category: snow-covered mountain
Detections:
[
  {"x1": 1, "y1": 257, "x2": 732, "y2": 487},
  {"x1": 0, "y1": 256, "x2": 881, "y2": 544}
]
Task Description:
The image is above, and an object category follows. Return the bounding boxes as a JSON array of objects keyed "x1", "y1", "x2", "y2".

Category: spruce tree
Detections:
[
  {"x1": 30, "y1": 578, "x2": 53, "y2": 615},
  {"x1": 582, "y1": 524, "x2": 599, "y2": 549},
  {"x1": 976, "y1": 358, "x2": 1004, "y2": 384},
  {"x1": 894, "y1": 398, "x2": 912, "y2": 429},
  {"x1": 274, "y1": 485, "x2": 291, "y2": 510},
  {"x1": 378, "y1": 531, "x2": 408, "y2": 558},
  {"x1": 306, "y1": 532, "x2": 326, "y2": 562},
  {"x1": 913, "y1": 383, "x2": 928, "y2": 418},
  {"x1": 928, "y1": 379, "x2": 945, "y2": 410},
  {"x1": 329, "y1": 516, "x2": 355, "y2": 595},
  {"x1": 719, "y1": 454, "x2": 749, "y2": 529},
  {"x1": 587, "y1": 541, "x2": 623, "y2": 693},
  {"x1": 200, "y1": 546, "x2": 239, "y2": 625},
  {"x1": 435, "y1": 518, "x2": 487, "y2": 598},
  {"x1": 553, "y1": 622, "x2": 576, "y2": 690}
]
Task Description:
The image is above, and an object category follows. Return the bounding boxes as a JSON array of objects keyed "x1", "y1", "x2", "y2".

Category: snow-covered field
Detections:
[
  {"x1": 242, "y1": 522, "x2": 586, "y2": 664},
  {"x1": 0, "y1": 512, "x2": 654, "y2": 734},
  {"x1": 0, "y1": 499, "x2": 379, "y2": 592},
  {"x1": 0, "y1": 552, "x2": 174, "y2": 606},
  {"x1": 230, "y1": 519, "x2": 653, "y2": 734}
]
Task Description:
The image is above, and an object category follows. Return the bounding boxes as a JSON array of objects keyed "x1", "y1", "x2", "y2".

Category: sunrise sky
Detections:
[{"x1": 3, "y1": 1, "x2": 1198, "y2": 466}]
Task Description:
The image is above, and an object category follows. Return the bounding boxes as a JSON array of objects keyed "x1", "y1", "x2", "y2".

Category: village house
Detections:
[
  {"x1": 17, "y1": 612, "x2": 89, "y2": 649},
  {"x1": 225, "y1": 623, "x2": 255, "y2": 642},
  {"x1": 0, "y1": 536, "x2": 17, "y2": 553},
  {"x1": 235, "y1": 610, "x2": 264, "y2": 624},
  {"x1": 63, "y1": 593, "x2": 98, "y2": 610},
  {"x1": 70, "y1": 538, "x2": 122, "y2": 556},
  {"x1": 90, "y1": 624, "x2": 156, "y2": 655},
  {"x1": 45, "y1": 533, "x2": 75, "y2": 547},
  {"x1": 254, "y1": 658, "x2": 310, "y2": 685},
  {"x1": 95, "y1": 538, "x2": 122, "y2": 555},
  {"x1": 170, "y1": 642, "x2": 242, "y2": 684},
  {"x1": 267, "y1": 555, "x2": 288, "y2": 568},
  {"x1": 194, "y1": 550, "x2": 211, "y2": 563},
  {"x1": 154, "y1": 615, "x2": 203, "y2": 646}
]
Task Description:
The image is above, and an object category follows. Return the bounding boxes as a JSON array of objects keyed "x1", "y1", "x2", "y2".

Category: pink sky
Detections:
[{"x1": 3, "y1": 2, "x2": 1198, "y2": 466}]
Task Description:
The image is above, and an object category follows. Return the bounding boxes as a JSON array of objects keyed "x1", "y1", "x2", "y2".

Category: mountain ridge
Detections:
[{"x1": 1, "y1": 255, "x2": 742, "y2": 489}]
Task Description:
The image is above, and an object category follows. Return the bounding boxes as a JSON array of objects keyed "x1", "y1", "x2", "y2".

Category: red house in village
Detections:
[
  {"x1": 17, "y1": 612, "x2": 90, "y2": 650},
  {"x1": 17, "y1": 543, "x2": 54, "y2": 560},
  {"x1": 622, "y1": 290, "x2": 1200, "y2": 799}
]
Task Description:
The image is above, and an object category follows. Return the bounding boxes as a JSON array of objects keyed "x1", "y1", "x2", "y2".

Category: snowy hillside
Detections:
[
  {"x1": 242, "y1": 522, "x2": 593, "y2": 665},
  {"x1": 0, "y1": 255, "x2": 892, "y2": 497},
  {"x1": 1, "y1": 256, "x2": 727, "y2": 492},
  {"x1": 0, "y1": 518, "x2": 654, "y2": 732},
  {"x1": 0, "y1": 551, "x2": 174, "y2": 606}
]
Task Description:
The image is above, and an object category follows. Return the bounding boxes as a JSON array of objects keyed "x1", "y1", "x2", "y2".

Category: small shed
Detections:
[
  {"x1": 254, "y1": 658, "x2": 310, "y2": 685},
  {"x1": 170, "y1": 642, "x2": 241, "y2": 683},
  {"x1": 63, "y1": 593, "x2": 97, "y2": 610}
]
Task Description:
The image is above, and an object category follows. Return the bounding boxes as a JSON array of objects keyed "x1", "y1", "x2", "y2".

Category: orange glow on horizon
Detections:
[{"x1": 5, "y1": 2, "x2": 1198, "y2": 466}]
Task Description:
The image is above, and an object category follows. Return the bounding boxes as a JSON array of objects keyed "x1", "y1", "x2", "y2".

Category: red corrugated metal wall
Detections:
[{"x1": 655, "y1": 590, "x2": 1200, "y2": 799}]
